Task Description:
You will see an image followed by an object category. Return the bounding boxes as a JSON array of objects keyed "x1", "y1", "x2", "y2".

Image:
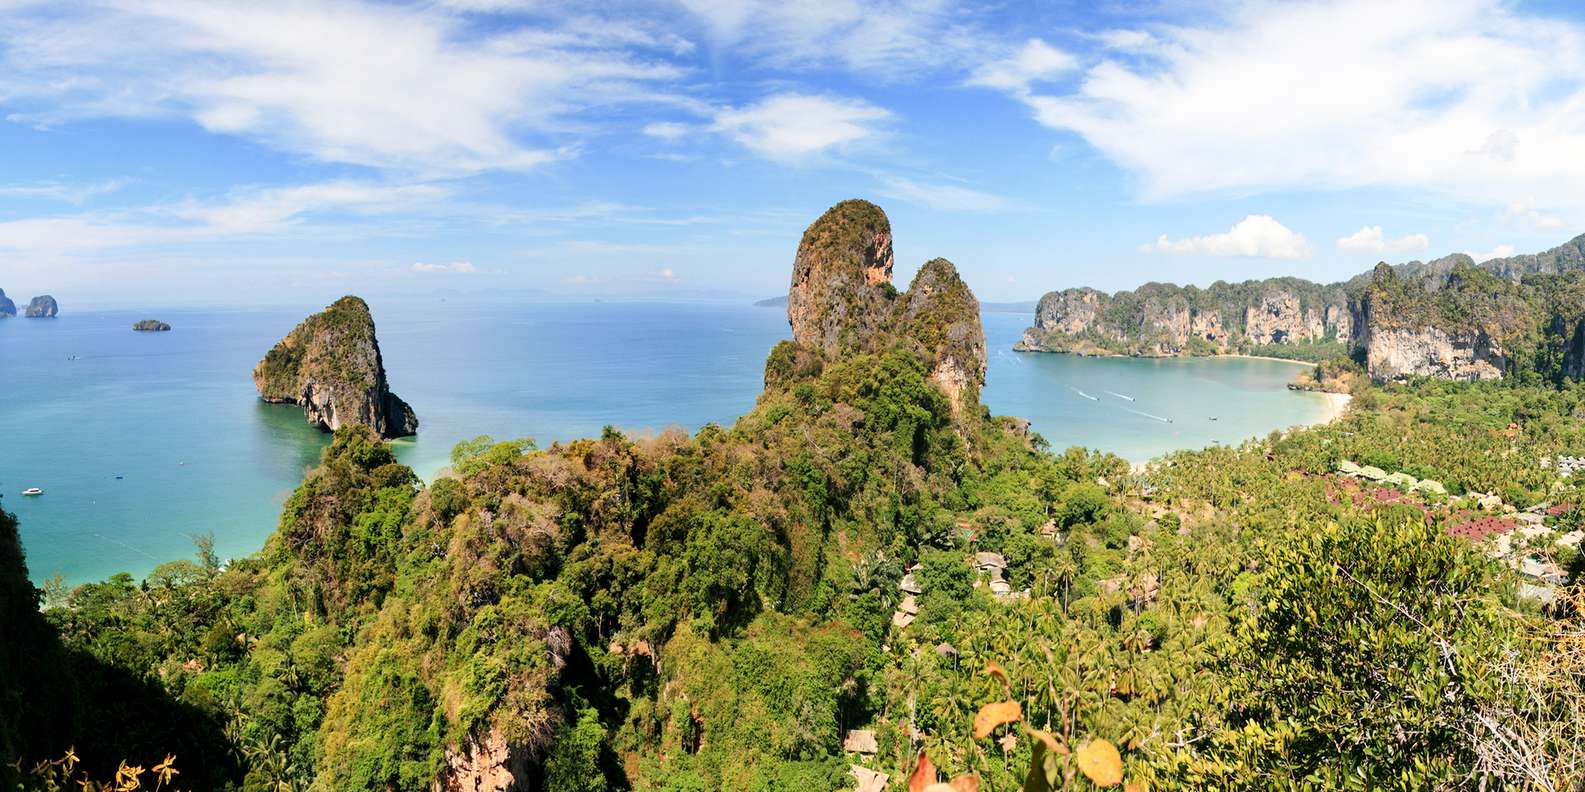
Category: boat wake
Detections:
[
  {"x1": 1105, "y1": 391, "x2": 1135, "y2": 402},
  {"x1": 1123, "y1": 407, "x2": 1172, "y2": 423},
  {"x1": 1070, "y1": 387, "x2": 1099, "y2": 401}
]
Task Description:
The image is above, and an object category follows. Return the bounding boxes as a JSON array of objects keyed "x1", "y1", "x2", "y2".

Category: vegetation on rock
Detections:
[{"x1": 253, "y1": 296, "x2": 418, "y2": 438}]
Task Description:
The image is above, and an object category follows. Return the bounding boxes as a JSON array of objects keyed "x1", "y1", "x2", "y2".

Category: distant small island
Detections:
[{"x1": 132, "y1": 319, "x2": 172, "y2": 332}]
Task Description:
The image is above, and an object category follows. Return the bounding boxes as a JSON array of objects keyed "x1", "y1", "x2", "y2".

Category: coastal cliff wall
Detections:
[
  {"x1": 1021, "y1": 232, "x2": 1585, "y2": 384},
  {"x1": 0, "y1": 289, "x2": 14, "y2": 317},
  {"x1": 1016, "y1": 279, "x2": 1350, "y2": 358}
]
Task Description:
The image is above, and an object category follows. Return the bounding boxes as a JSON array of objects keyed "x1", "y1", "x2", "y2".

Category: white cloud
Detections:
[
  {"x1": 977, "y1": 0, "x2": 1585, "y2": 216},
  {"x1": 1504, "y1": 199, "x2": 1566, "y2": 231},
  {"x1": 1336, "y1": 225, "x2": 1430, "y2": 254},
  {"x1": 875, "y1": 176, "x2": 1008, "y2": 212},
  {"x1": 713, "y1": 94, "x2": 891, "y2": 161},
  {"x1": 966, "y1": 39, "x2": 1077, "y2": 93},
  {"x1": 674, "y1": 0, "x2": 980, "y2": 78},
  {"x1": 0, "y1": 180, "x2": 450, "y2": 253},
  {"x1": 1469, "y1": 244, "x2": 1515, "y2": 263},
  {"x1": 412, "y1": 260, "x2": 478, "y2": 274},
  {"x1": 0, "y1": 1, "x2": 687, "y2": 175},
  {"x1": 657, "y1": 267, "x2": 678, "y2": 282},
  {"x1": 0, "y1": 179, "x2": 129, "y2": 204},
  {"x1": 1143, "y1": 215, "x2": 1312, "y2": 259},
  {"x1": 643, "y1": 122, "x2": 692, "y2": 140}
]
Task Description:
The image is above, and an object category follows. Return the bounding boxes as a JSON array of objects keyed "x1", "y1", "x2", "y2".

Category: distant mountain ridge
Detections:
[{"x1": 1020, "y1": 233, "x2": 1585, "y2": 383}]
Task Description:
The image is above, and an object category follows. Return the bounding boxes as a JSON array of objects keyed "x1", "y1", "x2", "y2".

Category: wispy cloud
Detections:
[
  {"x1": 412, "y1": 260, "x2": 478, "y2": 274},
  {"x1": 973, "y1": 0, "x2": 1585, "y2": 218},
  {"x1": 966, "y1": 39, "x2": 1077, "y2": 93},
  {"x1": 674, "y1": 0, "x2": 983, "y2": 78},
  {"x1": 876, "y1": 176, "x2": 1009, "y2": 213},
  {"x1": 1469, "y1": 244, "x2": 1515, "y2": 263},
  {"x1": 0, "y1": 180, "x2": 451, "y2": 253},
  {"x1": 713, "y1": 93, "x2": 891, "y2": 162},
  {"x1": 1143, "y1": 215, "x2": 1312, "y2": 259},
  {"x1": 0, "y1": 1, "x2": 687, "y2": 175},
  {"x1": 1336, "y1": 225, "x2": 1430, "y2": 254},
  {"x1": 0, "y1": 178, "x2": 130, "y2": 204}
]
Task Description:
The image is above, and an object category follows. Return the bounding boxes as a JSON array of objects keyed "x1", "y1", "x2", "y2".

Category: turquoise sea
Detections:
[{"x1": 0, "y1": 301, "x2": 1330, "y2": 584}]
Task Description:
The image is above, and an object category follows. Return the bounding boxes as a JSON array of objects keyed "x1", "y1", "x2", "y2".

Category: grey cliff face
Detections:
[
  {"x1": 0, "y1": 289, "x2": 14, "y2": 317},
  {"x1": 23, "y1": 295, "x2": 57, "y2": 318},
  {"x1": 1018, "y1": 281, "x2": 1349, "y2": 356},
  {"x1": 787, "y1": 199, "x2": 896, "y2": 358},
  {"x1": 1362, "y1": 325, "x2": 1506, "y2": 383},
  {"x1": 252, "y1": 296, "x2": 418, "y2": 438},
  {"x1": 895, "y1": 257, "x2": 987, "y2": 415}
]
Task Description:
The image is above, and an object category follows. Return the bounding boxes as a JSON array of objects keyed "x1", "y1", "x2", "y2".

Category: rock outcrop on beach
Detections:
[
  {"x1": 1020, "y1": 232, "x2": 1585, "y2": 384},
  {"x1": 0, "y1": 289, "x2": 14, "y2": 317},
  {"x1": 23, "y1": 295, "x2": 57, "y2": 318},
  {"x1": 132, "y1": 320, "x2": 172, "y2": 332},
  {"x1": 778, "y1": 200, "x2": 987, "y2": 416},
  {"x1": 253, "y1": 296, "x2": 417, "y2": 438}
]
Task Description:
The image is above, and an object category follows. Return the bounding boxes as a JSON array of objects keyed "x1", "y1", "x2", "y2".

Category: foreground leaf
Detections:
[
  {"x1": 1075, "y1": 739, "x2": 1123, "y2": 788},
  {"x1": 973, "y1": 700, "x2": 1023, "y2": 739}
]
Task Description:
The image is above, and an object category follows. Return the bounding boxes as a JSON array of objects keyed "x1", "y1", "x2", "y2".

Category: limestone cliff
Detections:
[
  {"x1": 786, "y1": 199, "x2": 896, "y2": 358},
  {"x1": 0, "y1": 289, "x2": 14, "y2": 317},
  {"x1": 1017, "y1": 279, "x2": 1349, "y2": 357},
  {"x1": 781, "y1": 200, "x2": 988, "y2": 415},
  {"x1": 253, "y1": 296, "x2": 418, "y2": 438},
  {"x1": 893, "y1": 258, "x2": 987, "y2": 414},
  {"x1": 1020, "y1": 232, "x2": 1585, "y2": 384},
  {"x1": 22, "y1": 295, "x2": 56, "y2": 318}
]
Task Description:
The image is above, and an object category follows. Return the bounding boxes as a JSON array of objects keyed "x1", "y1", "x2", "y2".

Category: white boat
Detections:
[{"x1": 21, "y1": 487, "x2": 42, "y2": 496}]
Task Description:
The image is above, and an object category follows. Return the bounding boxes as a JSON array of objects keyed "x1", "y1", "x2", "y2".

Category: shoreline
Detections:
[
  {"x1": 1316, "y1": 390, "x2": 1353, "y2": 423},
  {"x1": 1014, "y1": 345, "x2": 1326, "y2": 368}
]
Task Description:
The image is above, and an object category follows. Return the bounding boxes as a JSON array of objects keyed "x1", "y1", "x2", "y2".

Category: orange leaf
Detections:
[
  {"x1": 973, "y1": 700, "x2": 1023, "y2": 739},
  {"x1": 1124, "y1": 783, "x2": 1146, "y2": 792},
  {"x1": 908, "y1": 748, "x2": 936, "y2": 792},
  {"x1": 948, "y1": 774, "x2": 980, "y2": 792},
  {"x1": 1025, "y1": 727, "x2": 1068, "y2": 755},
  {"x1": 1075, "y1": 739, "x2": 1124, "y2": 788},
  {"x1": 984, "y1": 660, "x2": 1009, "y2": 689}
]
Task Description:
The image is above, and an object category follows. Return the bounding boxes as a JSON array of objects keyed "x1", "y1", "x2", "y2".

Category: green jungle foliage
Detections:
[{"x1": 9, "y1": 342, "x2": 1585, "y2": 790}]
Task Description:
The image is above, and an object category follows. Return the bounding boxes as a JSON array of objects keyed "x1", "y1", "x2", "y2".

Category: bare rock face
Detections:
[
  {"x1": 22, "y1": 295, "x2": 56, "y2": 318},
  {"x1": 0, "y1": 289, "x2": 14, "y2": 317},
  {"x1": 787, "y1": 199, "x2": 896, "y2": 357},
  {"x1": 1244, "y1": 289, "x2": 1315, "y2": 345},
  {"x1": 1031, "y1": 288, "x2": 1104, "y2": 336},
  {"x1": 1190, "y1": 309, "x2": 1229, "y2": 344},
  {"x1": 433, "y1": 728, "x2": 530, "y2": 792},
  {"x1": 775, "y1": 200, "x2": 990, "y2": 417},
  {"x1": 1018, "y1": 279, "x2": 1349, "y2": 356},
  {"x1": 894, "y1": 258, "x2": 987, "y2": 414},
  {"x1": 1363, "y1": 325, "x2": 1506, "y2": 383},
  {"x1": 253, "y1": 296, "x2": 418, "y2": 438}
]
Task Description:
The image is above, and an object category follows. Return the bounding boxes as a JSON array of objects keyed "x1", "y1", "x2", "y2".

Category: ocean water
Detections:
[{"x1": 0, "y1": 301, "x2": 1328, "y2": 584}]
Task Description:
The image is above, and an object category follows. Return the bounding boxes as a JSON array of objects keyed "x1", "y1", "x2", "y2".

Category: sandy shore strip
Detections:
[{"x1": 1317, "y1": 391, "x2": 1353, "y2": 423}]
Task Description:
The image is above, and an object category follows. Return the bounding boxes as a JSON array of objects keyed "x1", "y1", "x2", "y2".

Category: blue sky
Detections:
[{"x1": 2, "y1": 0, "x2": 1585, "y2": 307}]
